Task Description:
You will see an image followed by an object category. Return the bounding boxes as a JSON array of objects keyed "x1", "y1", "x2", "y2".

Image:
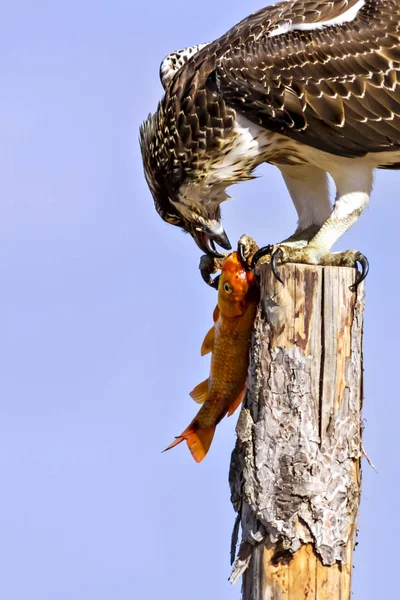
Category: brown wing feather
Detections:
[{"x1": 214, "y1": 0, "x2": 400, "y2": 156}]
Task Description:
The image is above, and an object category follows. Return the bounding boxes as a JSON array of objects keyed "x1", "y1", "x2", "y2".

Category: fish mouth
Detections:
[{"x1": 192, "y1": 228, "x2": 232, "y2": 257}]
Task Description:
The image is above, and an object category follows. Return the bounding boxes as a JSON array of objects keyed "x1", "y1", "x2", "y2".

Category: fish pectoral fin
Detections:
[
  {"x1": 227, "y1": 389, "x2": 246, "y2": 417},
  {"x1": 200, "y1": 327, "x2": 215, "y2": 356},
  {"x1": 189, "y1": 378, "x2": 209, "y2": 404}
]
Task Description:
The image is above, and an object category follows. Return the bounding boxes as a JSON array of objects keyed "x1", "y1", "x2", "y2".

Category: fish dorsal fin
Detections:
[
  {"x1": 201, "y1": 326, "x2": 215, "y2": 356},
  {"x1": 189, "y1": 378, "x2": 209, "y2": 404}
]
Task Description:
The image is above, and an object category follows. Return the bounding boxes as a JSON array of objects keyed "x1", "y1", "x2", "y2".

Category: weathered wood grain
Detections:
[{"x1": 229, "y1": 262, "x2": 364, "y2": 600}]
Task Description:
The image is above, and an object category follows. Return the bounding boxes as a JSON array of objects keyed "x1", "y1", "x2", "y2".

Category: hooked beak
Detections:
[{"x1": 192, "y1": 226, "x2": 232, "y2": 257}]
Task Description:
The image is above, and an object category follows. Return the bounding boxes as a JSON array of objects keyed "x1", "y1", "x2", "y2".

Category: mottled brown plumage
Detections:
[
  {"x1": 217, "y1": 0, "x2": 400, "y2": 156},
  {"x1": 140, "y1": 0, "x2": 400, "y2": 266}
]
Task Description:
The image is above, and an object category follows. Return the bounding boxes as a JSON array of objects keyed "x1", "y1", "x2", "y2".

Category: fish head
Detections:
[{"x1": 218, "y1": 252, "x2": 257, "y2": 317}]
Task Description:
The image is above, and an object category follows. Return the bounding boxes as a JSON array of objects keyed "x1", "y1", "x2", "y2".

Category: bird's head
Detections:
[
  {"x1": 140, "y1": 98, "x2": 235, "y2": 257},
  {"x1": 168, "y1": 179, "x2": 232, "y2": 256}
]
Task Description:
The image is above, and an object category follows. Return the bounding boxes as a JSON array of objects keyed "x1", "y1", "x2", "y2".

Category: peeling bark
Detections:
[{"x1": 229, "y1": 263, "x2": 364, "y2": 599}]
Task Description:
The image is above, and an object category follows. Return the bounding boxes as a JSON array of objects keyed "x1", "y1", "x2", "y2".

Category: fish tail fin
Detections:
[
  {"x1": 163, "y1": 436, "x2": 186, "y2": 452},
  {"x1": 186, "y1": 425, "x2": 215, "y2": 463},
  {"x1": 163, "y1": 421, "x2": 216, "y2": 463}
]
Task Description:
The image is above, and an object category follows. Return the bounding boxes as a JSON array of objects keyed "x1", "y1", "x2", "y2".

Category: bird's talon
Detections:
[
  {"x1": 210, "y1": 274, "x2": 220, "y2": 289},
  {"x1": 237, "y1": 241, "x2": 252, "y2": 272},
  {"x1": 250, "y1": 245, "x2": 274, "y2": 271},
  {"x1": 349, "y1": 253, "x2": 369, "y2": 292},
  {"x1": 199, "y1": 254, "x2": 224, "y2": 289},
  {"x1": 271, "y1": 248, "x2": 284, "y2": 284},
  {"x1": 200, "y1": 269, "x2": 220, "y2": 289}
]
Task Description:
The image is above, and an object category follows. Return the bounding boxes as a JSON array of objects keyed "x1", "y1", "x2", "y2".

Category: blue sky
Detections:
[{"x1": 1, "y1": 1, "x2": 398, "y2": 598}]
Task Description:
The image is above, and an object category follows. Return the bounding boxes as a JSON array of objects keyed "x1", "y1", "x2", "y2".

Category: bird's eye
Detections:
[
  {"x1": 166, "y1": 214, "x2": 180, "y2": 225},
  {"x1": 224, "y1": 282, "x2": 232, "y2": 294}
]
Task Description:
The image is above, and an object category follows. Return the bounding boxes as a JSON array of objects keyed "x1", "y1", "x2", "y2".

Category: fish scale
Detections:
[{"x1": 164, "y1": 251, "x2": 259, "y2": 462}]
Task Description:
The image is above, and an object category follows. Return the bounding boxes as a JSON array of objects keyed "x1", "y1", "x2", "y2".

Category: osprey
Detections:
[{"x1": 140, "y1": 0, "x2": 400, "y2": 276}]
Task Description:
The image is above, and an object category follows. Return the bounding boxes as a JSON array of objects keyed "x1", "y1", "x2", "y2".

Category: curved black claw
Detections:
[
  {"x1": 237, "y1": 242, "x2": 251, "y2": 272},
  {"x1": 210, "y1": 274, "x2": 220, "y2": 290},
  {"x1": 350, "y1": 253, "x2": 369, "y2": 292},
  {"x1": 200, "y1": 269, "x2": 220, "y2": 289},
  {"x1": 199, "y1": 255, "x2": 222, "y2": 289},
  {"x1": 250, "y1": 245, "x2": 284, "y2": 285},
  {"x1": 250, "y1": 245, "x2": 274, "y2": 271},
  {"x1": 271, "y1": 249, "x2": 284, "y2": 285}
]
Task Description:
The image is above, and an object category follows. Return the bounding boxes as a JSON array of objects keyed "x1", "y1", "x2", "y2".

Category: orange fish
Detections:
[{"x1": 164, "y1": 251, "x2": 259, "y2": 462}]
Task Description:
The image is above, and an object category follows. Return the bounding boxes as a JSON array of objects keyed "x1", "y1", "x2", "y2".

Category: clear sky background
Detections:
[{"x1": 1, "y1": 1, "x2": 398, "y2": 598}]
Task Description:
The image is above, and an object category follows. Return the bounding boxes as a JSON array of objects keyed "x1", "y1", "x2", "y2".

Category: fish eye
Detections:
[{"x1": 223, "y1": 282, "x2": 232, "y2": 294}]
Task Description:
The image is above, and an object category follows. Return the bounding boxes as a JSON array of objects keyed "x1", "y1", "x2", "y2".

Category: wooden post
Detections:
[{"x1": 229, "y1": 262, "x2": 364, "y2": 600}]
